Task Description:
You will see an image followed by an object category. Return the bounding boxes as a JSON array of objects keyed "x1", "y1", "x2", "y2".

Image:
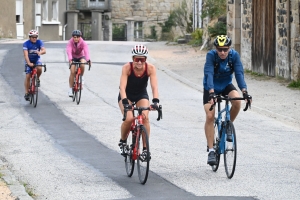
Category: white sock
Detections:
[{"x1": 209, "y1": 148, "x2": 215, "y2": 152}]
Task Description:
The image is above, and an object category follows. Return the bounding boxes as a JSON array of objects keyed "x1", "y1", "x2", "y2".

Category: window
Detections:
[
  {"x1": 16, "y1": 15, "x2": 20, "y2": 23},
  {"x1": 134, "y1": 22, "x2": 143, "y2": 39},
  {"x1": 52, "y1": 1, "x2": 58, "y2": 21},
  {"x1": 42, "y1": 0, "x2": 48, "y2": 21}
]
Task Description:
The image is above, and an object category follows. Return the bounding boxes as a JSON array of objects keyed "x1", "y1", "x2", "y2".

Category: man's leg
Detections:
[
  {"x1": 37, "y1": 67, "x2": 42, "y2": 79},
  {"x1": 204, "y1": 103, "x2": 215, "y2": 150},
  {"x1": 24, "y1": 73, "x2": 31, "y2": 100},
  {"x1": 203, "y1": 88, "x2": 217, "y2": 165},
  {"x1": 228, "y1": 90, "x2": 241, "y2": 122}
]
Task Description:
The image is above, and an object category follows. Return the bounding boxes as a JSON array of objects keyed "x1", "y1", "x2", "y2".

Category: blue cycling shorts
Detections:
[{"x1": 24, "y1": 59, "x2": 42, "y2": 74}]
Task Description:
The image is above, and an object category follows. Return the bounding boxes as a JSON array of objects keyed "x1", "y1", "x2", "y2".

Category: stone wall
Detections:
[
  {"x1": 69, "y1": 0, "x2": 193, "y2": 40},
  {"x1": 0, "y1": 1, "x2": 16, "y2": 38},
  {"x1": 229, "y1": 0, "x2": 300, "y2": 80},
  {"x1": 276, "y1": 0, "x2": 290, "y2": 79},
  {"x1": 290, "y1": 0, "x2": 300, "y2": 80},
  {"x1": 276, "y1": 0, "x2": 300, "y2": 80},
  {"x1": 240, "y1": 0, "x2": 252, "y2": 70},
  {"x1": 114, "y1": 0, "x2": 193, "y2": 39}
]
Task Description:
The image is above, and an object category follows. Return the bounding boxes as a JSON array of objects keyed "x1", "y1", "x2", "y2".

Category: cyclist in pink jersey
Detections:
[{"x1": 66, "y1": 30, "x2": 91, "y2": 97}]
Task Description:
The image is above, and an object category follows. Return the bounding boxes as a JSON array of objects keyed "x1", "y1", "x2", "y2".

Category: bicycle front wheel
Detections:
[
  {"x1": 137, "y1": 125, "x2": 150, "y2": 184},
  {"x1": 76, "y1": 75, "x2": 82, "y2": 105},
  {"x1": 29, "y1": 79, "x2": 33, "y2": 104},
  {"x1": 224, "y1": 121, "x2": 237, "y2": 179},
  {"x1": 212, "y1": 121, "x2": 221, "y2": 172},
  {"x1": 125, "y1": 131, "x2": 135, "y2": 177},
  {"x1": 32, "y1": 75, "x2": 38, "y2": 107}
]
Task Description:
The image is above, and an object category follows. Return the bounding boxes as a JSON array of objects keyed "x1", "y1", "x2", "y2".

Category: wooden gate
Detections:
[
  {"x1": 252, "y1": 0, "x2": 276, "y2": 76},
  {"x1": 79, "y1": 23, "x2": 92, "y2": 40}
]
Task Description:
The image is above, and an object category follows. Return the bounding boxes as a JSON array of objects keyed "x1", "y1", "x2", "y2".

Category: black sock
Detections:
[{"x1": 119, "y1": 139, "x2": 126, "y2": 143}]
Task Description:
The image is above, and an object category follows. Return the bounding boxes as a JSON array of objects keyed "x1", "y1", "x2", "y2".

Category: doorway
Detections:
[{"x1": 16, "y1": 0, "x2": 24, "y2": 39}]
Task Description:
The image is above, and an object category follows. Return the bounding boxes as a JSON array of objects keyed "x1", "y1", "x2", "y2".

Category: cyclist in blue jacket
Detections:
[
  {"x1": 23, "y1": 30, "x2": 46, "y2": 101},
  {"x1": 203, "y1": 35, "x2": 251, "y2": 165}
]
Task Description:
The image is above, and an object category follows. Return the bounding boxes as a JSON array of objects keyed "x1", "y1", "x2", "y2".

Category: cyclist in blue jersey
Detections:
[
  {"x1": 23, "y1": 30, "x2": 46, "y2": 101},
  {"x1": 203, "y1": 35, "x2": 252, "y2": 165}
]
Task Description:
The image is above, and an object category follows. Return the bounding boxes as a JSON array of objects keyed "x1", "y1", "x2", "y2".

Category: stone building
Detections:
[
  {"x1": 227, "y1": 0, "x2": 300, "y2": 81},
  {"x1": 0, "y1": 0, "x2": 66, "y2": 40},
  {"x1": 68, "y1": 0, "x2": 193, "y2": 41}
]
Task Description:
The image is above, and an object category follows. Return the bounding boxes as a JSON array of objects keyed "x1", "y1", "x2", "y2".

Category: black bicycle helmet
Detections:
[
  {"x1": 214, "y1": 35, "x2": 232, "y2": 47},
  {"x1": 72, "y1": 30, "x2": 82, "y2": 37}
]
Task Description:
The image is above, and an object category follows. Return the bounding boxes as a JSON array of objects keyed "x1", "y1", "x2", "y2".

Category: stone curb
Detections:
[{"x1": 0, "y1": 160, "x2": 34, "y2": 200}]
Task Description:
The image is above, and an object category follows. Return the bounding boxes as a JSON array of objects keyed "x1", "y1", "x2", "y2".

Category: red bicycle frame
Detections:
[
  {"x1": 74, "y1": 67, "x2": 81, "y2": 92},
  {"x1": 124, "y1": 105, "x2": 162, "y2": 160},
  {"x1": 29, "y1": 68, "x2": 38, "y2": 94}
]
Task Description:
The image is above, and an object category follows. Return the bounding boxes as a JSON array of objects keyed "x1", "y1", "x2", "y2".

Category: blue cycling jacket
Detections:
[
  {"x1": 23, "y1": 39, "x2": 44, "y2": 63},
  {"x1": 203, "y1": 49, "x2": 247, "y2": 94}
]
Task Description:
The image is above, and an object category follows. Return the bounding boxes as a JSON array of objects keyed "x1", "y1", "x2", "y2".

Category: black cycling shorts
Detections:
[
  {"x1": 118, "y1": 89, "x2": 149, "y2": 103},
  {"x1": 72, "y1": 57, "x2": 86, "y2": 62},
  {"x1": 203, "y1": 84, "x2": 237, "y2": 105}
]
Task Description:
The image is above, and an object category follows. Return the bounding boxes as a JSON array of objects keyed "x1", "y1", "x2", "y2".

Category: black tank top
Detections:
[{"x1": 126, "y1": 62, "x2": 149, "y2": 94}]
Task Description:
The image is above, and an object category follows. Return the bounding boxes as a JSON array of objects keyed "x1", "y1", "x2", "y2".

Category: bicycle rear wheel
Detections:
[
  {"x1": 212, "y1": 121, "x2": 221, "y2": 172},
  {"x1": 32, "y1": 75, "x2": 38, "y2": 107},
  {"x1": 137, "y1": 125, "x2": 150, "y2": 184},
  {"x1": 224, "y1": 121, "x2": 237, "y2": 179},
  {"x1": 76, "y1": 75, "x2": 82, "y2": 105},
  {"x1": 125, "y1": 131, "x2": 135, "y2": 177},
  {"x1": 72, "y1": 79, "x2": 76, "y2": 102}
]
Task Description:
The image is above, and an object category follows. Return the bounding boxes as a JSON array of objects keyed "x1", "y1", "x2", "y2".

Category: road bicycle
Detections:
[
  {"x1": 122, "y1": 102, "x2": 162, "y2": 184},
  {"x1": 27, "y1": 63, "x2": 46, "y2": 107},
  {"x1": 69, "y1": 61, "x2": 91, "y2": 105},
  {"x1": 209, "y1": 94, "x2": 251, "y2": 179}
]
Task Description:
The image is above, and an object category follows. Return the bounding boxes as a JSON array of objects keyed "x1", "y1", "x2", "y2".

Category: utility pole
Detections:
[{"x1": 199, "y1": 0, "x2": 202, "y2": 28}]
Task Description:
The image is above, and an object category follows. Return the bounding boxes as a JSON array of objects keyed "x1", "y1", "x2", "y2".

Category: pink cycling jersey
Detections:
[{"x1": 66, "y1": 37, "x2": 90, "y2": 61}]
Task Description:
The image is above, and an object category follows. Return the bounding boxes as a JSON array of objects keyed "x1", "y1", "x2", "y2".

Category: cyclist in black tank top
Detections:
[
  {"x1": 117, "y1": 44, "x2": 160, "y2": 157},
  {"x1": 125, "y1": 62, "x2": 149, "y2": 94}
]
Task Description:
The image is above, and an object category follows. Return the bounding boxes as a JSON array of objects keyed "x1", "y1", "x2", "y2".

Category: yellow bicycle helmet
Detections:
[{"x1": 214, "y1": 35, "x2": 232, "y2": 47}]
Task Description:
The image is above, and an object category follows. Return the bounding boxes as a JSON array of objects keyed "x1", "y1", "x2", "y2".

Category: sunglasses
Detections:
[
  {"x1": 133, "y1": 57, "x2": 146, "y2": 63},
  {"x1": 73, "y1": 36, "x2": 80, "y2": 39},
  {"x1": 31, "y1": 37, "x2": 38, "y2": 39},
  {"x1": 216, "y1": 47, "x2": 229, "y2": 52}
]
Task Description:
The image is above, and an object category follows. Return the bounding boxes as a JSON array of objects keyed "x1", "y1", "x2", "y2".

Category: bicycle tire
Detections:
[
  {"x1": 72, "y1": 78, "x2": 77, "y2": 102},
  {"x1": 212, "y1": 121, "x2": 221, "y2": 172},
  {"x1": 224, "y1": 121, "x2": 237, "y2": 179},
  {"x1": 137, "y1": 125, "x2": 150, "y2": 184},
  {"x1": 125, "y1": 131, "x2": 135, "y2": 177},
  {"x1": 76, "y1": 75, "x2": 82, "y2": 105},
  {"x1": 32, "y1": 75, "x2": 38, "y2": 107},
  {"x1": 29, "y1": 79, "x2": 33, "y2": 104}
]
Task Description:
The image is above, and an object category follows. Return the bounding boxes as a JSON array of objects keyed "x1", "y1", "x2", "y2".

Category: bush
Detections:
[
  {"x1": 188, "y1": 28, "x2": 203, "y2": 46},
  {"x1": 208, "y1": 21, "x2": 227, "y2": 37}
]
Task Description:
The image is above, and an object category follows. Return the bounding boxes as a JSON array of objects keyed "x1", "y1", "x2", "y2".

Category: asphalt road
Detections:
[{"x1": 0, "y1": 41, "x2": 299, "y2": 200}]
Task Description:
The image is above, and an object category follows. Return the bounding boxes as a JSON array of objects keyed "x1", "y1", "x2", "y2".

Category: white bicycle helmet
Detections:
[
  {"x1": 28, "y1": 30, "x2": 39, "y2": 37},
  {"x1": 132, "y1": 44, "x2": 148, "y2": 57}
]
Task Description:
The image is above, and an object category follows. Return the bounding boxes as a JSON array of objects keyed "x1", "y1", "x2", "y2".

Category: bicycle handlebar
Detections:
[
  {"x1": 209, "y1": 95, "x2": 251, "y2": 111},
  {"x1": 122, "y1": 104, "x2": 163, "y2": 122},
  {"x1": 69, "y1": 61, "x2": 91, "y2": 70},
  {"x1": 26, "y1": 63, "x2": 47, "y2": 72}
]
